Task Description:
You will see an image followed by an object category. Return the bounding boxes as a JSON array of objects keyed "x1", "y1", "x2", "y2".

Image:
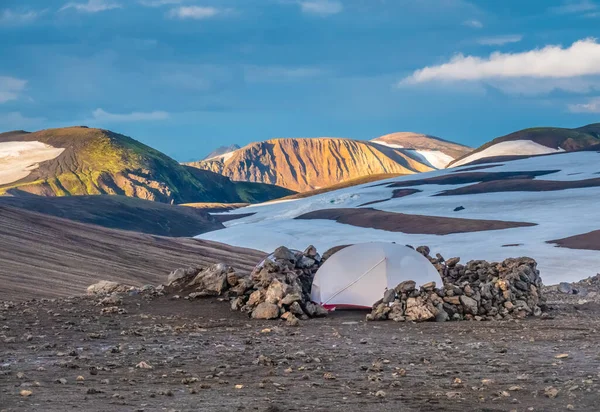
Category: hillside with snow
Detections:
[
  {"x1": 448, "y1": 124, "x2": 600, "y2": 167},
  {"x1": 371, "y1": 132, "x2": 472, "y2": 168},
  {"x1": 198, "y1": 149, "x2": 600, "y2": 284}
]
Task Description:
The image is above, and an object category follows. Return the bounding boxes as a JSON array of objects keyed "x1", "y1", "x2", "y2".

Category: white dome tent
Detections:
[{"x1": 311, "y1": 242, "x2": 443, "y2": 309}]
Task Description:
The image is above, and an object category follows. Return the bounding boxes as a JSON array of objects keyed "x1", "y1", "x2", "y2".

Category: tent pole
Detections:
[{"x1": 323, "y1": 257, "x2": 387, "y2": 305}]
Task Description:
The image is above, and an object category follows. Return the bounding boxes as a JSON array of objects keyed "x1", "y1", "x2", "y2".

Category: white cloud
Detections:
[
  {"x1": 463, "y1": 19, "x2": 483, "y2": 28},
  {"x1": 299, "y1": 0, "x2": 343, "y2": 16},
  {"x1": 0, "y1": 9, "x2": 42, "y2": 26},
  {"x1": 549, "y1": 0, "x2": 597, "y2": 14},
  {"x1": 138, "y1": 0, "x2": 183, "y2": 6},
  {"x1": 568, "y1": 97, "x2": 600, "y2": 113},
  {"x1": 167, "y1": 6, "x2": 220, "y2": 19},
  {"x1": 60, "y1": 0, "x2": 122, "y2": 13},
  {"x1": 244, "y1": 66, "x2": 327, "y2": 82},
  {"x1": 477, "y1": 34, "x2": 523, "y2": 46},
  {"x1": 0, "y1": 112, "x2": 45, "y2": 129},
  {"x1": 92, "y1": 108, "x2": 170, "y2": 122},
  {"x1": 0, "y1": 76, "x2": 27, "y2": 104},
  {"x1": 401, "y1": 38, "x2": 600, "y2": 85}
]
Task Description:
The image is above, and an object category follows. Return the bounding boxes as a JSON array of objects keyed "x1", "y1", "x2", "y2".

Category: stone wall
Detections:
[{"x1": 367, "y1": 246, "x2": 546, "y2": 322}]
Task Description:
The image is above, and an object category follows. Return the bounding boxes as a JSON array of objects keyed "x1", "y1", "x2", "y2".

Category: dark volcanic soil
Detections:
[
  {"x1": 0, "y1": 206, "x2": 264, "y2": 301},
  {"x1": 296, "y1": 208, "x2": 536, "y2": 235},
  {"x1": 549, "y1": 230, "x2": 600, "y2": 252},
  {"x1": 2, "y1": 294, "x2": 599, "y2": 412},
  {"x1": 0, "y1": 196, "x2": 224, "y2": 237}
]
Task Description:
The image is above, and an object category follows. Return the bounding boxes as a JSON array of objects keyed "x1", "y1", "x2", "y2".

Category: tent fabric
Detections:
[{"x1": 311, "y1": 242, "x2": 442, "y2": 309}]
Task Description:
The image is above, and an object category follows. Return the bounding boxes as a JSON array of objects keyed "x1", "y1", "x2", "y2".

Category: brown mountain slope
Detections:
[
  {"x1": 0, "y1": 195, "x2": 224, "y2": 237},
  {"x1": 371, "y1": 132, "x2": 472, "y2": 160},
  {"x1": 0, "y1": 204, "x2": 265, "y2": 301},
  {"x1": 186, "y1": 138, "x2": 434, "y2": 192}
]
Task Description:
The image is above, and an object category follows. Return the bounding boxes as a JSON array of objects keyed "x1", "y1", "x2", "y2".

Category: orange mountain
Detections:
[{"x1": 186, "y1": 137, "x2": 436, "y2": 192}]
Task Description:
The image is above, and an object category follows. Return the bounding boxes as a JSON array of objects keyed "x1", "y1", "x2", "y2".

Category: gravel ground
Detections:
[{"x1": 2, "y1": 292, "x2": 600, "y2": 412}]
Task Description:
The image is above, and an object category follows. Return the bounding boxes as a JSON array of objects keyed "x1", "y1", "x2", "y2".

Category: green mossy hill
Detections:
[{"x1": 0, "y1": 127, "x2": 294, "y2": 203}]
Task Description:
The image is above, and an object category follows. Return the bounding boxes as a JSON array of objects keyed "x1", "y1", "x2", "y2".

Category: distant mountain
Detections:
[
  {"x1": 449, "y1": 124, "x2": 600, "y2": 167},
  {"x1": 203, "y1": 144, "x2": 241, "y2": 160},
  {"x1": 185, "y1": 137, "x2": 435, "y2": 192},
  {"x1": 371, "y1": 132, "x2": 472, "y2": 168},
  {"x1": 0, "y1": 127, "x2": 293, "y2": 203}
]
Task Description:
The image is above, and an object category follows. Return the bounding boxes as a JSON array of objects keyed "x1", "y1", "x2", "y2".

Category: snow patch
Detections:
[
  {"x1": 413, "y1": 150, "x2": 455, "y2": 169},
  {"x1": 451, "y1": 140, "x2": 563, "y2": 168},
  {"x1": 0, "y1": 141, "x2": 65, "y2": 186},
  {"x1": 372, "y1": 141, "x2": 404, "y2": 149},
  {"x1": 204, "y1": 150, "x2": 237, "y2": 163}
]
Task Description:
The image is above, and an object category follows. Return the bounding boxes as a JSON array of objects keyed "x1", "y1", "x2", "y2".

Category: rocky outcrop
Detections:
[
  {"x1": 367, "y1": 246, "x2": 546, "y2": 322},
  {"x1": 87, "y1": 281, "x2": 132, "y2": 295},
  {"x1": 165, "y1": 245, "x2": 331, "y2": 324}
]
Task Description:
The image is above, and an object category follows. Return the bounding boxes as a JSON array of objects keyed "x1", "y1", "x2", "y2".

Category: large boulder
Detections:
[
  {"x1": 265, "y1": 279, "x2": 288, "y2": 304},
  {"x1": 405, "y1": 297, "x2": 434, "y2": 321},
  {"x1": 251, "y1": 303, "x2": 280, "y2": 319},
  {"x1": 460, "y1": 295, "x2": 478, "y2": 315},
  {"x1": 167, "y1": 266, "x2": 199, "y2": 287},
  {"x1": 188, "y1": 263, "x2": 230, "y2": 295},
  {"x1": 272, "y1": 246, "x2": 297, "y2": 263},
  {"x1": 303, "y1": 301, "x2": 328, "y2": 318},
  {"x1": 87, "y1": 280, "x2": 126, "y2": 295}
]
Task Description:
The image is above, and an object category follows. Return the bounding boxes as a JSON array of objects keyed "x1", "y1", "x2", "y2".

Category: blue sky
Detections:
[{"x1": 1, "y1": 0, "x2": 600, "y2": 160}]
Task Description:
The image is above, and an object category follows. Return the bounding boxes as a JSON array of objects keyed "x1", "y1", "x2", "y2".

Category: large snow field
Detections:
[{"x1": 198, "y1": 151, "x2": 600, "y2": 284}]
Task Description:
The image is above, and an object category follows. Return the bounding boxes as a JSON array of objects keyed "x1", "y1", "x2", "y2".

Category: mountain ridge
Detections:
[
  {"x1": 185, "y1": 136, "x2": 444, "y2": 192},
  {"x1": 0, "y1": 127, "x2": 293, "y2": 204}
]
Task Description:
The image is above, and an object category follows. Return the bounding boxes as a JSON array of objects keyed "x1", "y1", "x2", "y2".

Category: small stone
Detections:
[
  {"x1": 554, "y1": 354, "x2": 569, "y2": 359},
  {"x1": 234, "y1": 384, "x2": 244, "y2": 389},
  {"x1": 20, "y1": 389, "x2": 32, "y2": 397},
  {"x1": 544, "y1": 386, "x2": 559, "y2": 398},
  {"x1": 395, "y1": 280, "x2": 416, "y2": 294},
  {"x1": 135, "y1": 361, "x2": 153, "y2": 369},
  {"x1": 285, "y1": 313, "x2": 300, "y2": 327},
  {"x1": 558, "y1": 282, "x2": 573, "y2": 294},
  {"x1": 446, "y1": 257, "x2": 460, "y2": 267},
  {"x1": 382, "y1": 289, "x2": 396, "y2": 303},
  {"x1": 421, "y1": 281, "x2": 436, "y2": 291},
  {"x1": 56, "y1": 378, "x2": 67, "y2": 384},
  {"x1": 508, "y1": 385, "x2": 522, "y2": 391},
  {"x1": 375, "y1": 390, "x2": 386, "y2": 398}
]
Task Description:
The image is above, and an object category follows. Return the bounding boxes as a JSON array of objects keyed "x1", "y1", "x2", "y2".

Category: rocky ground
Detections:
[{"x1": 2, "y1": 289, "x2": 600, "y2": 412}]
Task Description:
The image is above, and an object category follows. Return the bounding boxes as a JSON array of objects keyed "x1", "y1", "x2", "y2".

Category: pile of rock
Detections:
[
  {"x1": 367, "y1": 246, "x2": 546, "y2": 322},
  {"x1": 165, "y1": 245, "x2": 329, "y2": 325}
]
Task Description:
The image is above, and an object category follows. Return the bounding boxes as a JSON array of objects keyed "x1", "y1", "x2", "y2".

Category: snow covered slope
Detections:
[
  {"x1": 450, "y1": 140, "x2": 563, "y2": 168},
  {"x1": 448, "y1": 124, "x2": 600, "y2": 167},
  {"x1": 0, "y1": 141, "x2": 64, "y2": 185},
  {"x1": 372, "y1": 132, "x2": 472, "y2": 168},
  {"x1": 197, "y1": 150, "x2": 600, "y2": 284}
]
